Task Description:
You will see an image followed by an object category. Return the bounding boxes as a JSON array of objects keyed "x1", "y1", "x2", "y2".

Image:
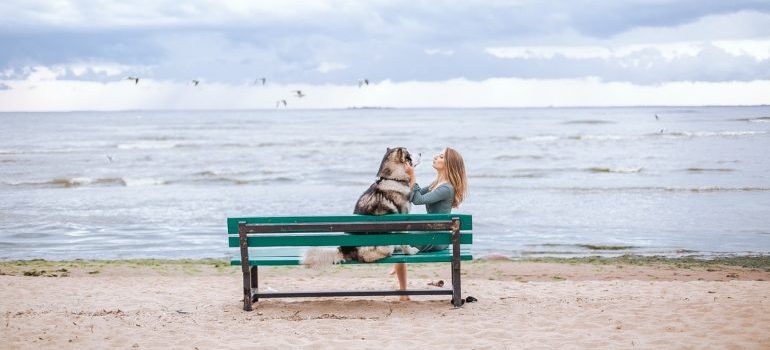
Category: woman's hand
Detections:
[{"x1": 405, "y1": 163, "x2": 415, "y2": 188}]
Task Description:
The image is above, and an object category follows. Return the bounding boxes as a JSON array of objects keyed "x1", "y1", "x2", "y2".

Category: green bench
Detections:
[{"x1": 228, "y1": 214, "x2": 473, "y2": 311}]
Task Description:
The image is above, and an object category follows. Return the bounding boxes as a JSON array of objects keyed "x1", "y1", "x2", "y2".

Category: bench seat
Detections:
[{"x1": 232, "y1": 249, "x2": 473, "y2": 266}]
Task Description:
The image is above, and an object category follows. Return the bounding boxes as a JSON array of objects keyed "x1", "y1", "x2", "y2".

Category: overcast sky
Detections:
[{"x1": 1, "y1": 0, "x2": 770, "y2": 110}]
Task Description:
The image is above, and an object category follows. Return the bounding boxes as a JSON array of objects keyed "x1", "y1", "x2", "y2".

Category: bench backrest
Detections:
[{"x1": 227, "y1": 214, "x2": 473, "y2": 248}]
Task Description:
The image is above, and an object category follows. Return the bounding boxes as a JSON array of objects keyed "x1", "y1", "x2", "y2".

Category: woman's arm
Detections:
[{"x1": 411, "y1": 184, "x2": 452, "y2": 205}]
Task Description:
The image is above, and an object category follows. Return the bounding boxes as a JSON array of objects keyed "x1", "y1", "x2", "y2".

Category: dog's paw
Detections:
[{"x1": 404, "y1": 245, "x2": 419, "y2": 255}]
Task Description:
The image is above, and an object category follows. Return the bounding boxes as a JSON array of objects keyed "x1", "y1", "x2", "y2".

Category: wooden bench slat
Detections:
[
  {"x1": 240, "y1": 221, "x2": 456, "y2": 234},
  {"x1": 231, "y1": 250, "x2": 473, "y2": 266},
  {"x1": 227, "y1": 232, "x2": 473, "y2": 247},
  {"x1": 227, "y1": 214, "x2": 472, "y2": 234}
]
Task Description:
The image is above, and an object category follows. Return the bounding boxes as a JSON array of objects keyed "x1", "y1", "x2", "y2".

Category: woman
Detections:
[{"x1": 395, "y1": 147, "x2": 468, "y2": 301}]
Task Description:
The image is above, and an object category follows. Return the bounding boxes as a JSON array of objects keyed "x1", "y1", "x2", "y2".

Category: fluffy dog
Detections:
[{"x1": 303, "y1": 147, "x2": 419, "y2": 266}]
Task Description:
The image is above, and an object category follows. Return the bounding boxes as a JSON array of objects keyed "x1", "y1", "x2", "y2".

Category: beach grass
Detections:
[
  {"x1": 520, "y1": 255, "x2": 770, "y2": 271},
  {"x1": 1, "y1": 255, "x2": 768, "y2": 277}
]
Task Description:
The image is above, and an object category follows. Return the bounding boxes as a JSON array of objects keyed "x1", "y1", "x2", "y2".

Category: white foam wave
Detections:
[
  {"x1": 2, "y1": 177, "x2": 165, "y2": 188},
  {"x1": 523, "y1": 136, "x2": 560, "y2": 142},
  {"x1": 117, "y1": 141, "x2": 179, "y2": 150},
  {"x1": 122, "y1": 178, "x2": 166, "y2": 187},
  {"x1": 571, "y1": 134, "x2": 626, "y2": 141},
  {"x1": 588, "y1": 167, "x2": 643, "y2": 174},
  {"x1": 664, "y1": 131, "x2": 767, "y2": 138}
]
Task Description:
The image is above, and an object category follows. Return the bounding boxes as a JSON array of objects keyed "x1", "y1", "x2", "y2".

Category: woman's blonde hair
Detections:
[{"x1": 432, "y1": 147, "x2": 468, "y2": 208}]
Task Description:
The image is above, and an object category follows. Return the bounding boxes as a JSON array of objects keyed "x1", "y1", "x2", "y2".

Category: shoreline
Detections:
[
  {"x1": 3, "y1": 255, "x2": 768, "y2": 285},
  {"x1": 2, "y1": 254, "x2": 768, "y2": 275}
]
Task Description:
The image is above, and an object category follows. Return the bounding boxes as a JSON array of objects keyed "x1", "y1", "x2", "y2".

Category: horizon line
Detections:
[{"x1": 1, "y1": 104, "x2": 769, "y2": 113}]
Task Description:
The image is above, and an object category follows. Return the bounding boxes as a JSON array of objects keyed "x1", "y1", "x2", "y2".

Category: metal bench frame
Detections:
[{"x1": 236, "y1": 217, "x2": 465, "y2": 311}]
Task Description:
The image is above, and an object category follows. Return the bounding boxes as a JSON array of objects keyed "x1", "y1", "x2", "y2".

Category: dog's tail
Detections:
[{"x1": 301, "y1": 247, "x2": 344, "y2": 268}]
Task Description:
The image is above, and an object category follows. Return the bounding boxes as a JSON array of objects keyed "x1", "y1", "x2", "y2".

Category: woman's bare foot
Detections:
[{"x1": 399, "y1": 295, "x2": 411, "y2": 302}]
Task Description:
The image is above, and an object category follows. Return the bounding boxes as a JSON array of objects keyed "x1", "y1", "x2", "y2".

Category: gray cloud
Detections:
[{"x1": 2, "y1": 1, "x2": 770, "y2": 85}]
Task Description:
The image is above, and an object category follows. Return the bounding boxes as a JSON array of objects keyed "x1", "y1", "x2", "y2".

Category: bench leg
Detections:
[
  {"x1": 451, "y1": 217, "x2": 462, "y2": 307},
  {"x1": 251, "y1": 266, "x2": 259, "y2": 302},
  {"x1": 242, "y1": 267, "x2": 252, "y2": 311},
  {"x1": 239, "y1": 221, "x2": 253, "y2": 311}
]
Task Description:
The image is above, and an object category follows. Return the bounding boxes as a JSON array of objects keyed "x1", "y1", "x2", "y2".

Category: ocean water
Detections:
[{"x1": 1, "y1": 107, "x2": 769, "y2": 260}]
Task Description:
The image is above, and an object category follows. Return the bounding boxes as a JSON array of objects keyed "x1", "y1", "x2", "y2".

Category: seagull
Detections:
[
  {"x1": 106, "y1": 155, "x2": 114, "y2": 163},
  {"x1": 254, "y1": 77, "x2": 266, "y2": 85},
  {"x1": 126, "y1": 76, "x2": 139, "y2": 84},
  {"x1": 655, "y1": 114, "x2": 659, "y2": 120},
  {"x1": 293, "y1": 90, "x2": 305, "y2": 98},
  {"x1": 276, "y1": 99, "x2": 287, "y2": 108},
  {"x1": 192, "y1": 80, "x2": 200, "y2": 86},
  {"x1": 358, "y1": 79, "x2": 369, "y2": 88}
]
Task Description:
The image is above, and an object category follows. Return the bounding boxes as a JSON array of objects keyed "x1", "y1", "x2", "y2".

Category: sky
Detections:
[{"x1": 1, "y1": 0, "x2": 769, "y2": 110}]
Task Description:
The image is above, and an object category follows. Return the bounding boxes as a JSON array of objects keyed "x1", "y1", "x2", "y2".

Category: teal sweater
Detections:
[
  {"x1": 409, "y1": 182, "x2": 454, "y2": 252},
  {"x1": 410, "y1": 182, "x2": 454, "y2": 214}
]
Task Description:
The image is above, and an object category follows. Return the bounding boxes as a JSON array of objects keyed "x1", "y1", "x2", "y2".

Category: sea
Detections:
[{"x1": 1, "y1": 107, "x2": 769, "y2": 260}]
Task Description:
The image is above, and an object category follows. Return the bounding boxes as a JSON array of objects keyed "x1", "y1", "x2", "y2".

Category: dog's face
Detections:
[
  {"x1": 386, "y1": 147, "x2": 413, "y2": 165},
  {"x1": 377, "y1": 147, "x2": 412, "y2": 178}
]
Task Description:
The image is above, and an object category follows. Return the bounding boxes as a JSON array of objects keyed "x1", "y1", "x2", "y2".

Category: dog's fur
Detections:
[{"x1": 302, "y1": 147, "x2": 419, "y2": 266}]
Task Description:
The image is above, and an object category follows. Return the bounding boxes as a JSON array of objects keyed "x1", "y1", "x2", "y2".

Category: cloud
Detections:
[
  {"x1": 2, "y1": 1, "x2": 770, "y2": 109},
  {"x1": 424, "y1": 49, "x2": 455, "y2": 56},
  {"x1": 316, "y1": 62, "x2": 348, "y2": 74}
]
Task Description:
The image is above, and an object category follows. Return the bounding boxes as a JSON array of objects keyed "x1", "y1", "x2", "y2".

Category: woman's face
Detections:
[{"x1": 432, "y1": 150, "x2": 446, "y2": 172}]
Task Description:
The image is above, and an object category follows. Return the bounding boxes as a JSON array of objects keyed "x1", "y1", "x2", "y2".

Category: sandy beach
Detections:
[{"x1": 1, "y1": 258, "x2": 768, "y2": 349}]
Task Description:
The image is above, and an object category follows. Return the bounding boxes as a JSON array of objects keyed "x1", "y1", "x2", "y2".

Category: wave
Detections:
[
  {"x1": 480, "y1": 185, "x2": 770, "y2": 193},
  {"x1": 471, "y1": 173, "x2": 544, "y2": 179},
  {"x1": 587, "y1": 167, "x2": 643, "y2": 174},
  {"x1": 657, "y1": 131, "x2": 768, "y2": 138},
  {"x1": 117, "y1": 141, "x2": 184, "y2": 150},
  {"x1": 562, "y1": 120, "x2": 616, "y2": 125},
  {"x1": 493, "y1": 155, "x2": 544, "y2": 161},
  {"x1": 568, "y1": 134, "x2": 625, "y2": 141},
  {"x1": 3, "y1": 177, "x2": 167, "y2": 188},
  {"x1": 735, "y1": 116, "x2": 770, "y2": 123},
  {"x1": 511, "y1": 130, "x2": 768, "y2": 143},
  {"x1": 685, "y1": 168, "x2": 736, "y2": 172},
  {"x1": 532, "y1": 243, "x2": 637, "y2": 251}
]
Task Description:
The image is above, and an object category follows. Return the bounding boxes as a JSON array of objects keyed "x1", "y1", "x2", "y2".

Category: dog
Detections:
[{"x1": 302, "y1": 147, "x2": 419, "y2": 266}]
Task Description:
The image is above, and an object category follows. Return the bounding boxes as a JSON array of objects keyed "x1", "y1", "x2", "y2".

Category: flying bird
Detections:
[
  {"x1": 358, "y1": 79, "x2": 369, "y2": 88},
  {"x1": 655, "y1": 114, "x2": 659, "y2": 120},
  {"x1": 254, "y1": 77, "x2": 266, "y2": 85},
  {"x1": 192, "y1": 80, "x2": 200, "y2": 86},
  {"x1": 293, "y1": 90, "x2": 305, "y2": 98},
  {"x1": 126, "y1": 76, "x2": 139, "y2": 84},
  {"x1": 276, "y1": 99, "x2": 287, "y2": 108}
]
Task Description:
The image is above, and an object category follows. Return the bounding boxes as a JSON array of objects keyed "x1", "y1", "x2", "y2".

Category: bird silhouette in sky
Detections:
[
  {"x1": 655, "y1": 114, "x2": 659, "y2": 120},
  {"x1": 254, "y1": 77, "x2": 266, "y2": 85},
  {"x1": 276, "y1": 99, "x2": 287, "y2": 108},
  {"x1": 126, "y1": 77, "x2": 139, "y2": 84},
  {"x1": 358, "y1": 79, "x2": 369, "y2": 88},
  {"x1": 293, "y1": 90, "x2": 305, "y2": 98},
  {"x1": 192, "y1": 80, "x2": 200, "y2": 86}
]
